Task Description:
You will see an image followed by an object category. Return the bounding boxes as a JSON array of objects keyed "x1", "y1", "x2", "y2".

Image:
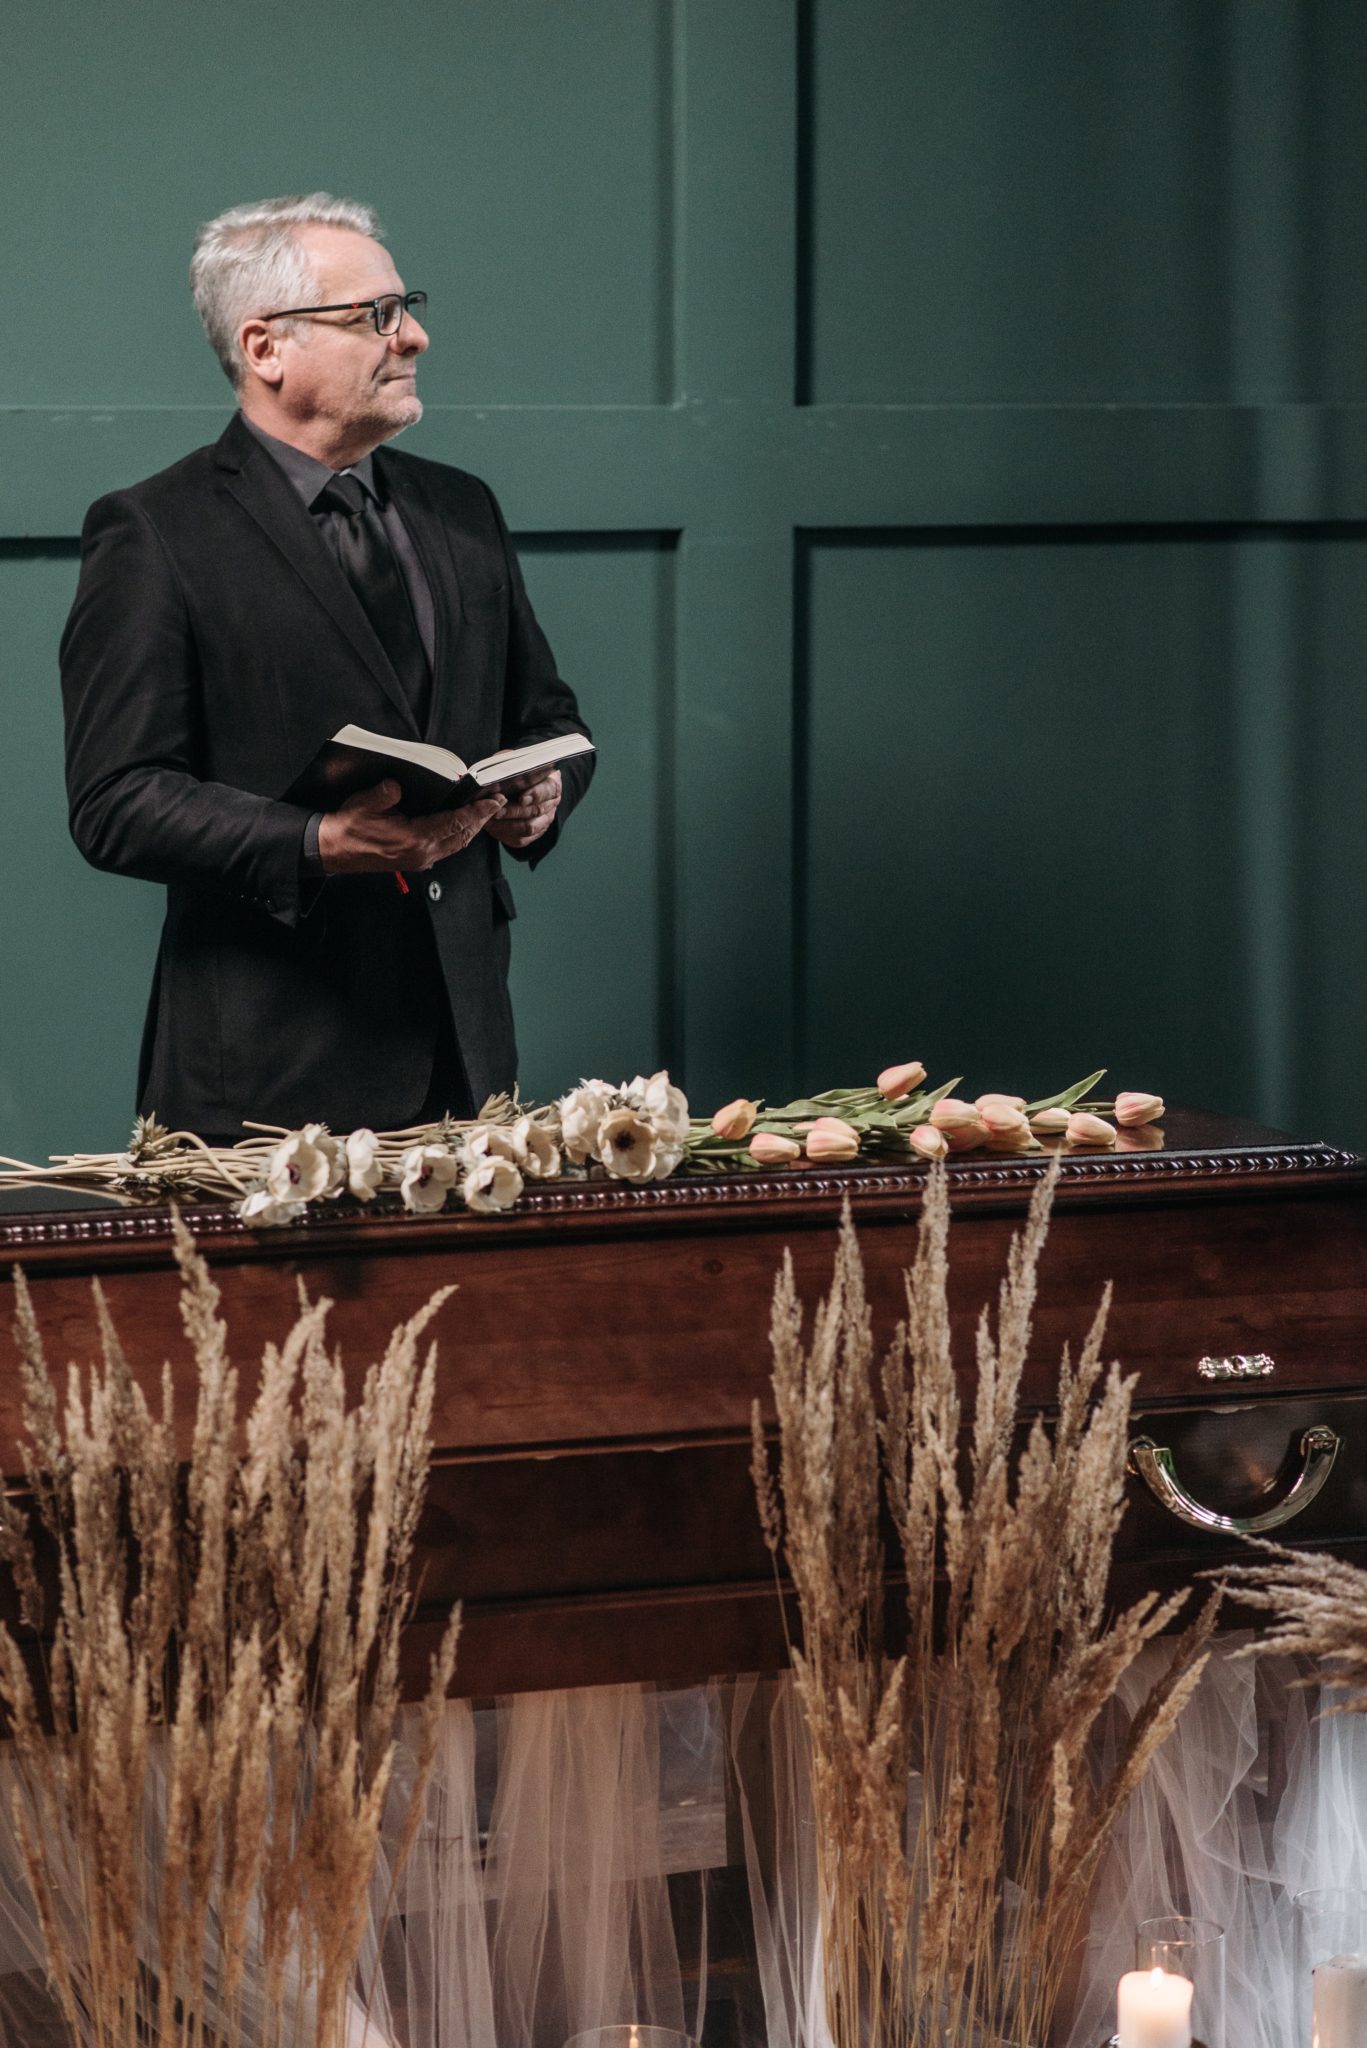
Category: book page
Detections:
[
  {"x1": 471, "y1": 733, "x2": 595, "y2": 784},
  {"x1": 332, "y1": 724, "x2": 468, "y2": 779}
]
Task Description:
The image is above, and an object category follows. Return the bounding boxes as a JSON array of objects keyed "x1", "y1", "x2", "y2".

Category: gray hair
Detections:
[{"x1": 190, "y1": 192, "x2": 385, "y2": 388}]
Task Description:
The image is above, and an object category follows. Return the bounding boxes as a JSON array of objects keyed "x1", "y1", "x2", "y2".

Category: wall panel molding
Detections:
[{"x1": 9, "y1": 403, "x2": 1367, "y2": 540}]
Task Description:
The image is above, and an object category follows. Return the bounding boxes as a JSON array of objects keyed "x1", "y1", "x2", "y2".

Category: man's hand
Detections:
[
  {"x1": 317, "y1": 780, "x2": 507, "y2": 875},
  {"x1": 485, "y1": 769, "x2": 563, "y2": 850}
]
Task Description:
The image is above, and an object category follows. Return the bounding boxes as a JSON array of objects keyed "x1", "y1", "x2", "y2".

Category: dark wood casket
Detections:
[{"x1": 1, "y1": 1107, "x2": 1363, "y2": 1697}]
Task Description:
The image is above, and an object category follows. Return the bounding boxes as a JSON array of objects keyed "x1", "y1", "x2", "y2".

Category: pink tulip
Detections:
[
  {"x1": 988, "y1": 1123, "x2": 1038, "y2": 1153},
  {"x1": 929, "y1": 1097, "x2": 983, "y2": 1133},
  {"x1": 909, "y1": 1124, "x2": 948, "y2": 1161},
  {"x1": 1115, "y1": 1090, "x2": 1165, "y2": 1127},
  {"x1": 877, "y1": 1059, "x2": 927, "y2": 1101},
  {"x1": 945, "y1": 1122, "x2": 988, "y2": 1153},
  {"x1": 806, "y1": 1123, "x2": 861, "y2": 1162},
  {"x1": 1029, "y1": 1106, "x2": 1072, "y2": 1134},
  {"x1": 1065, "y1": 1111, "x2": 1117, "y2": 1147},
  {"x1": 977, "y1": 1098, "x2": 1029, "y2": 1139},
  {"x1": 711, "y1": 1096, "x2": 759, "y2": 1140},
  {"x1": 749, "y1": 1132, "x2": 802, "y2": 1165},
  {"x1": 975, "y1": 1092, "x2": 1026, "y2": 1113}
]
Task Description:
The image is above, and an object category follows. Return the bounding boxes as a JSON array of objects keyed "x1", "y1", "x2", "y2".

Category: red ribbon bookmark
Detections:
[{"x1": 394, "y1": 871, "x2": 410, "y2": 895}]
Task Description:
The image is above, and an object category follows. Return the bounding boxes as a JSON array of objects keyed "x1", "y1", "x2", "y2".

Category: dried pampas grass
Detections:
[
  {"x1": 751, "y1": 1160, "x2": 1219, "y2": 2048},
  {"x1": 1221, "y1": 1541, "x2": 1367, "y2": 1715},
  {"x1": 0, "y1": 1213, "x2": 460, "y2": 2048}
]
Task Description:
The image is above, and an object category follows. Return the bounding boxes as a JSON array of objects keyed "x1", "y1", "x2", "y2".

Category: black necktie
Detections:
[{"x1": 316, "y1": 474, "x2": 431, "y2": 728}]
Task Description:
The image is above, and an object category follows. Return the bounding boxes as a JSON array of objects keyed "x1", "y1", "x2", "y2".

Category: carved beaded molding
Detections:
[{"x1": 0, "y1": 1140, "x2": 1361, "y2": 1254}]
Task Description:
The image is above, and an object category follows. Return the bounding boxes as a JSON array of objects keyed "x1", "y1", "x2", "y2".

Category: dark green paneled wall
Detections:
[{"x1": 3, "y1": 1, "x2": 1366, "y2": 1161}]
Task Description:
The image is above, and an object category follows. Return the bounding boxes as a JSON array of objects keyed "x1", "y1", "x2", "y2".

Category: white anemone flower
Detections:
[
  {"x1": 650, "y1": 1136, "x2": 685, "y2": 1181},
  {"x1": 344, "y1": 1128, "x2": 384, "y2": 1201},
  {"x1": 508, "y1": 1115, "x2": 560, "y2": 1179},
  {"x1": 639, "y1": 1070, "x2": 689, "y2": 1142},
  {"x1": 264, "y1": 1128, "x2": 335, "y2": 1204},
  {"x1": 596, "y1": 1107, "x2": 661, "y2": 1181},
  {"x1": 462, "y1": 1123, "x2": 524, "y2": 1166},
  {"x1": 239, "y1": 1187, "x2": 307, "y2": 1229},
  {"x1": 309, "y1": 1125, "x2": 348, "y2": 1196},
  {"x1": 398, "y1": 1144, "x2": 460, "y2": 1213},
  {"x1": 461, "y1": 1154, "x2": 524, "y2": 1215},
  {"x1": 558, "y1": 1081, "x2": 615, "y2": 1162}
]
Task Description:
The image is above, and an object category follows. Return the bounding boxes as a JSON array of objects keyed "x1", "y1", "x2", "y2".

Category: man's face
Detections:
[{"x1": 268, "y1": 223, "x2": 429, "y2": 444}]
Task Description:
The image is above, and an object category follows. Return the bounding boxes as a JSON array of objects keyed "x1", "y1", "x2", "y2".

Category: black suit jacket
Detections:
[{"x1": 61, "y1": 413, "x2": 593, "y2": 1134}]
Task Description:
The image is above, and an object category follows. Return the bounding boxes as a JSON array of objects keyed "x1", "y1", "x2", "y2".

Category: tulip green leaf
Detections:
[
  {"x1": 1022, "y1": 1069, "x2": 1106, "y2": 1116},
  {"x1": 890, "y1": 1077, "x2": 962, "y2": 1125}
]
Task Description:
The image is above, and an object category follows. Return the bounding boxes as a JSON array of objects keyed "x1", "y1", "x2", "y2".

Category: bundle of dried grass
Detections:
[
  {"x1": 1220, "y1": 1542, "x2": 1367, "y2": 1714},
  {"x1": 751, "y1": 1161, "x2": 1219, "y2": 2048},
  {"x1": 0, "y1": 1213, "x2": 460, "y2": 2048}
]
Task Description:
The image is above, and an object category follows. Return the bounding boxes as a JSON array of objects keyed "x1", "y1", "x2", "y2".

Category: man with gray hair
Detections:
[{"x1": 61, "y1": 194, "x2": 593, "y2": 1138}]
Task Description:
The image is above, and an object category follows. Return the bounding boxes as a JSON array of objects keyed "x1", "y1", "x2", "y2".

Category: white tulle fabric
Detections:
[
  {"x1": 363, "y1": 1702, "x2": 493, "y2": 2048},
  {"x1": 373, "y1": 1684, "x2": 723, "y2": 2048},
  {"x1": 1061, "y1": 1636, "x2": 1367, "y2": 2048},
  {"x1": 0, "y1": 1657, "x2": 1359, "y2": 2046},
  {"x1": 483, "y1": 1685, "x2": 688, "y2": 2048},
  {"x1": 727, "y1": 1675, "x2": 831, "y2": 2048},
  {"x1": 727, "y1": 1646, "x2": 1367, "y2": 2048}
]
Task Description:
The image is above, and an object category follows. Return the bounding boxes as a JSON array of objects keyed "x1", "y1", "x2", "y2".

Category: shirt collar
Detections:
[{"x1": 238, "y1": 413, "x2": 381, "y2": 507}]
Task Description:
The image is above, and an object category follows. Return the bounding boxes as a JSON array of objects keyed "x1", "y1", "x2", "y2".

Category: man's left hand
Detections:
[{"x1": 486, "y1": 769, "x2": 563, "y2": 849}]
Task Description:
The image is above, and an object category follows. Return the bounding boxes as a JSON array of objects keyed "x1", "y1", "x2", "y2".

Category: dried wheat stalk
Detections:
[
  {"x1": 752, "y1": 1160, "x2": 1219, "y2": 2048},
  {"x1": 0, "y1": 1212, "x2": 461, "y2": 2048}
]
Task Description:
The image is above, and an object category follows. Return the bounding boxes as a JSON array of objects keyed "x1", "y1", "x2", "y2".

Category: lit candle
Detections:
[
  {"x1": 1312, "y1": 1954, "x2": 1367, "y2": 2048},
  {"x1": 1117, "y1": 1967, "x2": 1193, "y2": 2048}
]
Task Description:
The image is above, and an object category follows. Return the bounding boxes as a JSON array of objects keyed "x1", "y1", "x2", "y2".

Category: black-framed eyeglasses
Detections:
[{"x1": 262, "y1": 290, "x2": 427, "y2": 336}]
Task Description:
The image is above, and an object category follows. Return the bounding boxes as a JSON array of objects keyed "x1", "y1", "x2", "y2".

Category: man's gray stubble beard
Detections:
[{"x1": 385, "y1": 393, "x2": 423, "y2": 436}]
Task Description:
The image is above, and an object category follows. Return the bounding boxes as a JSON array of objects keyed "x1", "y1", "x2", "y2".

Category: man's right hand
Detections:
[{"x1": 317, "y1": 780, "x2": 508, "y2": 875}]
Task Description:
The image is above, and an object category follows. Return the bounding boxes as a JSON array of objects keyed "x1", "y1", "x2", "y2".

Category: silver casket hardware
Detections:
[
  {"x1": 1128, "y1": 1425, "x2": 1341, "y2": 1535},
  {"x1": 1197, "y1": 1352, "x2": 1275, "y2": 1379}
]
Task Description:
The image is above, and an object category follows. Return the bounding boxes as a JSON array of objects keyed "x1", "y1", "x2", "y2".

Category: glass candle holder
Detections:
[
  {"x1": 564, "y1": 2030, "x2": 701, "y2": 2048},
  {"x1": 1293, "y1": 1888, "x2": 1367, "y2": 2048},
  {"x1": 1135, "y1": 1916, "x2": 1225, "y2": 2048}
]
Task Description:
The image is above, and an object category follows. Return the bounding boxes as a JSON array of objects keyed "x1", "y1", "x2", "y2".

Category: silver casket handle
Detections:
[{"x1": 1128, "y1": 1425, "x2": 1342, "y2": 1535}]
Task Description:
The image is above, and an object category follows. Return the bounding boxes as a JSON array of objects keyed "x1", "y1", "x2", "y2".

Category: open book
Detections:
[{"x1": 286, "y1": 724, "x2": 595, "y2": 815}]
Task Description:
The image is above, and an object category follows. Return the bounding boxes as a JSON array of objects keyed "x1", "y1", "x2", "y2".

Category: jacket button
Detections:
[{"x1": 427, "y1": 880, "x2": 443, "y2": 903}]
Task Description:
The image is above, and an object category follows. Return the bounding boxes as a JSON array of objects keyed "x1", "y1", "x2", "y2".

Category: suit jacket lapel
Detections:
[
  {"x1": 376, "y1": 451, "x2": 462, "y2": 742},
  {"x1": 214, "y1": 416, "x2": 421, "y2": 737}
]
